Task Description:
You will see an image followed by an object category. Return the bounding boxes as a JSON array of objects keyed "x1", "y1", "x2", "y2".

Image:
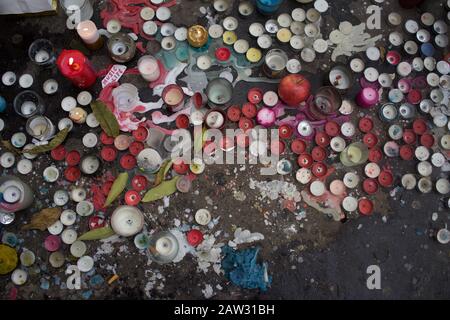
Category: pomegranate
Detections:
[{"x1": 278, "y1": 74, "x2": 311, "y2": 106}]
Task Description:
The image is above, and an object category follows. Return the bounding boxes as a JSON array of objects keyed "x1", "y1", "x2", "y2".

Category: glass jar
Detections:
[
  {"x1": 13, "y1": 91, "x2": 45, "y2": 118},
  {"x1": 25, "y1": 116, "x2": 55, "y2": 141},
  {"x1": 340, "y1": 142, "x2": 369, "y2": 166},
  {"x1": 28, "y1": 39, "x2": 56, "y2": 67},
  {"x1": 59, "y1": 0, "x2": 93, "y2": 22},
  {"x1": 147, "y1": 231, "x2": 179, "y2": 264},
  {"x1": 107, "y1": 33, "x2": 136, "y2": 63}
]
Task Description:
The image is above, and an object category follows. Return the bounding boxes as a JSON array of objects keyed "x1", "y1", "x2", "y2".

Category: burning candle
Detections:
[
  {"x1": 56, "y1": 49, "x2": 97, "y2": 89},
  {"x1": 137, "y1": 55, "x2": 160, "y2": 82},
  {"x1": 356, "y1": 87, "x2": 378, "y2": 108},
  {"x1": 162, "y1": 84, "x2": 185, "y2": 109},
  {"x1": 76, "y1": 20, "x2": 103, "y2": 50},
  {"x1": 69, "y1": 107, "x2": 87, "y2": 124}
]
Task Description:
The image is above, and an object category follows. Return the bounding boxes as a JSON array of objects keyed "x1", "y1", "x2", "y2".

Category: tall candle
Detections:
[
  {"x1": 56, "y1": 49, "x2": 97, "y2": 89},
  {"x1": 138, "y1": 55, "x2": 160, "y2": 82},
  {"x1": 76, "y1": 20, "x2": 103, "y2": 50},
  {"x1": 356, "y1": 87, "x2": 378, "y2": 108}
]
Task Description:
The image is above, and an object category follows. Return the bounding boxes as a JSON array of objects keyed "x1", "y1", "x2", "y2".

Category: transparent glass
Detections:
[
  {"x1": 147, "y1": 231, "x2": 179, "y2": 264},
  {"x1": 28, "y1": 39, "x2": 56, "y2": 67},
  {"x1": 25, "y1": 116, "x2": 55, "y2": 141},
  {"x1": 13, "y1": 91, "x2": 45, "y2": 118},
  {"x1": 340, "y1": 142, "x2": 369, "y2": 166},
  {"x1": 59, "y1": 0, "x2": 93, "y2": 22}
]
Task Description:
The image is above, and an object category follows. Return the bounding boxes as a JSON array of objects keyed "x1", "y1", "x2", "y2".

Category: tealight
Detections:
[
  {"x1": 43, "y1": 166, "x2": 60, "y2": 182},
  {"x1": 110, "y1": 205, "x2": 144, "y2": 237},
  {"x1": 77, "y1": 255, "x2": 94, "y2": 272},
  {"x1": 11, "y1": 269, "x2": 28, "y2": 285},
  {"x1": 49, "y1": 251, "x2": 65, "y2": 268},
  {"x1": 0, "y1": 152, "x2": 15, "y2": 168},
  {"x1": 76, "y1": 201, "x2": 94, "y2": 217},
  {"x1": 77, "y1": 91, "x2": 92, "y2": 106},
  {"x1": 11, "y1": 132, "x2": 27, "y2": 148},
  {"x1": 58, "y1": 118, "x2": 73, "y2": 132},
  {"x1": 2, "y1": 71, "x2": 16, "y2": 86},
  {"x1": 350, "y1": 58, "x2": 365, "y2": 72},
  {"x1": 43, "y1": 79, "x2": 58, "y2": 94},
  {"x1": 292, "y1": 8, "x2": 306, "y2": 22},
  {"x1": 82, "y1": 132, "x2": 98, "y2": 148},
  {"x1": 61, "y1": 229, "x2": 78, "y2": 245},
  {"x1": 342, "y1": 196, "x2": 358, "y2": 212},
  {"x1": 257, "y1": 34, "x2": 272, "y2": 49},
  {"x1": 436, "y1": 178, "x2": 450, "y2": 195},
  {"x1": 61, "y1": 96, "x2": 77, "y2": 112},
  {"x1": 60, "y1": 209, "x2": 77, "y2": 226},
  {"x1": 404, "y1": 40, "x2": 418, "y2": 55},
  {"x1": 310, "y1": 180, "x2": 325, "y2": 196},
  {"x1": 70, "y1": 240, "x2": 87, "y2": 258},
  {"x1": 249, "y1": 23, "x2": 264, "y2": 37},
  {"x1": 106, "y1": 19, "x2": 121, "y2": 34},
  {"x1": 17, "y1": 159, "x2": 33, "y2": 175},
  {"x1": 19, "y1": 74, "x2": 33, "y2": 89},
  {"x1": 155, "y1": 6, "x2": 171, "y2": 21},
  {"x1": 140, "y1": 7, "x2": 155, "y2": 20},
  {"x1": 86, "y1": 113, "x2": 99, "y2": 128},
  {"x1": 69, "y1": 107, "x2": 87, "y2": 124},
  {"x1": 343, "y1": 172, "x2": 359, "y2": 188},
  {"x1": 20, "y1": 250, "x2": 36, "y2": 267},
  {"x1": 47, "y1": 220, "x2": 64, "y2": 235},
  {"x1": 296, "y1": 168, "x2": 312, "y2": 184},
  {"x1": 208, "y1": 24, "x2": 224, "y2": 38},
  {"x1": 388, "y1": 12, "x2": 402, "y2": 26},
  {"x1": 195, "y1": 209, "x2": 211, "y2": 225},
  {"x1": 265, "y1": 19, "x2": 279, "y2": 34}
]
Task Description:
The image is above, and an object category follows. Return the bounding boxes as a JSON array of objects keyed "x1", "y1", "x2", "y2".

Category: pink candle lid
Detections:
[
  {"x1": 361, "y1": 87, "x2": 378, "y2": 103},
  {"x1": 44, "y1": 235, "x2": 62, "y2": 252}
]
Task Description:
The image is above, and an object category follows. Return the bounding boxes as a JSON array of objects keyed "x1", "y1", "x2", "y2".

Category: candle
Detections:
[
  {"x1": 356, "y1": 87, "x2": 378, "y2": 108},
  {"x1": 162, "y1": 84, "x2": 184, "y2": 108},
  {"x1": 137, "y1": 55, "x2": 160, "y2": 82},
  {"x1": 21, "y1": 101, "x2": 36, "y2": 116},
  {"x1": 107, "y1": 33, "x2": 136, "y2": 63},
  {"x1": 263, "y1": 48, "x2": 288, "y2": 78},
  {"x1": 110, "y1": 206, "x2": 144, "y2": 237},
  {"x1": 205, "y1": 110, "x2": 225, "y2": 129},
  {"x1": 76, "y1": 20, "x2": 103, "y2": 50},
  {"x1": 256, "y1": 0, "x2": 284, "y2": 14},
  {"x1": 69, "y1": 107, "x2": 87, "y2": 124},
  {"x1": 35, "y1": 50, "x2": 50, "y2": 63},
  {"x1": 26, "y1": 116, "x2": 55, "y2": 141},
  {"x1": 187, "y1": 25, "x2": 208, "y2": 48},
  {"x1": 80, "y1": 155, "x2": 100, "y2": 174},
  {"x1": 205, "y1": 78, "x2": 233, "y2": 105},
  {"x1": 56, "y1": 49, "x2": 97, "y2": 89},
  {"x1": 28, "y1": 39, "x2": 55, "y2": 67}
]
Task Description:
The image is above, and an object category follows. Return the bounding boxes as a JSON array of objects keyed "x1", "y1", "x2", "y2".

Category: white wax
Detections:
[
  {"x1": 21, "y1": 101, "x2": 37, "y2": 115},
  {"x1": 77, "y1": 20, "x2": 99, "y2": 44},
  {"x1": 35, "y1": 50, "x2": 50, "y2": 63},
  {"x1": 138, "y1": 56, "x2": 160, "y2": 82}
]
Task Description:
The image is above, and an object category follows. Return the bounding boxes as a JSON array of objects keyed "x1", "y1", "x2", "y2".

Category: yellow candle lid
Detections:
[
  {"x1": 222, "y1": 31, "x2": 237, "y2": 45},
  {"x1": 246, "y1": 47, "x2": 262, "y2": 63},
  {"x1": 276, "y1": 28, "x2": 292, "y2": 43}
]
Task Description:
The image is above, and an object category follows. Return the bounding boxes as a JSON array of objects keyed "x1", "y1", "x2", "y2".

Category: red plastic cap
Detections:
[
  {"x1": 402, "y1": 130, "x2": 416, "y2": 145},
  {"x1": 412, "y1": 119, "x2": 427, "y2": 135},
  {"x1": 173, "y1": 159, "x2": 189, "y2": 175},
  {"x1": 312, "y1": 162, "x2": 327, "y2": 177},
  {"x1": 358, "y1": 117, "x2": 374, "y2": 133},
  {"x1": 215, "y1": 47, "x2": 231, "y2": 61},
  {"x1": 358, "y1": 198, "x2": 374, "y2": 215},
  {"x1": 363, "y1": 132, "x2": 378, "y2": 148},
  {"x1": 187, "y1": 229, "x2": 204, "y2": 246},
  {"x1": 175, "y1": 114, "x2": 190, "y2": 129},
  {"x1": 270, "y1": 140, "x2": 285, "y2": 155},
  {"x1": 227, "y1": 105, "x2": 241, "y2": 122},
  {"x1": 407, "y1": 89, "x2": 421, "y2": 104},
  {"x1": 64, "y1": 166, "x2": 81, "y2": 182},
  {"x1": 315, "y1": 131, "x2": 330, "y2": 147},
  {"x1": 132, "y1": 126, "x2": 148, "y2": 142},
  {"x1": 242, "y1": 102, "x2": 257, "y2": 118},
  {"x1": 89, "y1": 215, "x2": 107, "y2": 230},
  {"x1": 51, "y1": 144, "x2": 66, "y2": 161},
  {"x1": 399, "y1": 145, "x2": 414, "y2": 160},
  {"x1": 278, "y1": 125, "x2": 293, "y2": 139},
  {"x1": 238, "y1": 117, "x2": 254, "y2": 132},
  {"x1": 297, "y1": 153, "x2": 313, "y2": 168},
  {"x1": 129, "y1": 141, "x2": 144, "y2": 156},
  {"x1": 132, "y1": 175, "x2": 148, "y2": 191},
  {"x1": 100, "y1": 131, "x2": 115, "y2": 145},
  {"x1": 378, "y1": 170, "x2": 394, "y2": 187},
  {"x1": 101, "y1": 146, "x2": 117, "y2": 162},
  {"x1": 65, "y1": 150, "x2": 81, "y2": 166},
  {"x1": 363, "y1": 178, "x2": 378, "y2": 194},
  {"x1": 325, "y1": 121, "x2": 340, "y2": 137},
  {"x1": 119, "y1": 154, "x2": 137, "y2": 170},
  {"x1": 420, "y1": 133, "x2": 435, "y2": 148},
  {"x1": 291, "y1": 139, "x2": 307, "y2": 154},
  {"x1": 311, "y1": 146, "x2": 326, "y2": 161},
  {"x1": 368, "y1": 148, "x2": 383, "y2": 163},
  {"x1": 247, "y1": 88, "x2": 263, "y2": 104},
  {"x1": 125, "y1": 190, "x2": 141, "y2": 206}
]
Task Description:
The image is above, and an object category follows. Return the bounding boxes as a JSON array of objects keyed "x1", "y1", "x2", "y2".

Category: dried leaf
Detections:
[
  {"x1": 104, "y1": 172, "x2": 128, "y2": 207},
  {"x1": 142, "y1": 176, "x2": 180, "y2": 203},
  {"x1": 22, "y1": 207, "x2": 61, "y2": 231},
  {"x1": 91, "y1": 100, "x2": 120, "y2": 138},
  {"x1": 77, "y1": 226, "x2": 115, "y2": 241},
  {"x1": 153, "y1": 159, "x2": 173, "y2": 187},
  {"x1": 26, "y1": 128, "x2": 69, "y2": 155},
  {"x1": 0, "y1": 137, "x2": 21, "y2": 156}
]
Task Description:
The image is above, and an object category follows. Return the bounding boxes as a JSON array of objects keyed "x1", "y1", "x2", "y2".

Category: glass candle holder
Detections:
[
  {"x1": 76, "y1": 20, "x2": 103, "y2": 50},
  {"x1": 205, "y1": 78, "x2": 233, "y2": 106},
  {"x1": 138, "y1": 55, "x2": 160, "y2": 82},
  {"x1": 162, "y1": 84, "x2": 185, "y2": 109},
  {"x1": 263, "y1": 48, "x2": 288, "y2": 78},
  {"x1": 13, "y1": 91, "x2": 45, "y2": 118},
  {"x1": 26, "y1": 116, "x2": 55, "y2": 141},
  {"x1": 59, "y1": 0, "x2": 93, "y2": 22},
  {"x1": 107, "y1": 33, "x2": 136, "y2": 63},
  {"x1": 28, "y1": 39, "x2": 56, "y2": 67},
  {"x1": 148, "y1": 231, "x2": 179, "y2": 264}
]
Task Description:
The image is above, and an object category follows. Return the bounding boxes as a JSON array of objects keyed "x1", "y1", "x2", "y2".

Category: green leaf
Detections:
[
  {"x1": 104, "y1": 172, "x2": 129, "y2": 207},
  {"x1": 26, "y1": 127, "x2": 69, "y2": 155},
  {"x1": 77, "y1": 226, "x2": 115, "y2": 241},
  {"x1": 153, "y1": 159, "x2": 173, "y2": 187},
  {"x1": 142, "y1": 176, "x2": 180, "y2": 203},
  {"x1": 91, "y1": 100, "x2": 120, "y2": 138}
]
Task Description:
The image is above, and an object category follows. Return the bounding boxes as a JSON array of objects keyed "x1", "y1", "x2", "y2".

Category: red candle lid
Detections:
[
  {"x1": 315, "y1": 132, "x2": 330, "y2": 147},
  {"x1": 325, "y1": 121, "x2": 340, "y2": 137},
  {"x1": 119, "y1": 154, "x2": 137, "y2": 170},
  {"x1": 44, "y1": 235, "x2": 61, "y2": 252},
  {"x1": 173, "y1": 159, "x2": 189, "y2": 175},
  {"x1": 247, "y1": 88, "x2": 263, "y2": 104},
  {"x1": 227, "y1": 105, "x2": 241, "y2": 122},
  {"x1": 56, "y1": 49, "x2": 88, "y2": 76},
  {"x1": 125, "y1": 190, "x2": 141, "y2": 206},
  {"x1": 270, "y1": 140, "x2": 285, "y2": 155},
  {"x1": 420, "y1": 133, "x2": 435, "y2": 148},
  {"x1": 175, "y1": 114, "x2": 190, "y2": 129},
  {"x1": 215, "y1": 47, "x2": 231, "y2": 61},
  {"x1": 187, "y1": 229, "x2": 204, "y2": 247},
  {"x1": 386, "y1": 50, "x2": 401, "y2": 65},
  {"x1": 129, "y1": 141, "x2": 145, "y2": 156},
  {"x1": 100, "y1": 131, "x2": 115, "y2": 145},
  {"x1": 278, "y1": 125, "x2": 293, "y2": 139},
  {"x1": 132, "y1": 126, "x2": 148, "y2": 142},
  {"x1": 358, "y1": 117, "x2": 374, "y2": 133},
  {"x1": 192, "y1": 92, "x2": 205, "y2": 109},
  {"x1": 64, "y1": 166, "x2": 81, "y2": 182},
  {"x1": 297, "y1": 153, "x2": 313, "y2": 168},
  {"x1": 51, "y1": 144, "x2": 66, "y2": 161},
  {"x1": 399, "y1": 145, "x2": 414, "y2": 160},
  {"x1": 311, "y1": 146, "x2": 326, "y2": 162},
  {"x1": 102, "y1": 181, "x2": 113, "y2": 195},
  {"x1": 363, "y1": 178, "x2": 378, "y2": 194},
  {"x1": 378, "y1": 170, "x2": 394, "y2": 187},
  {"x1": 368, "y1": 147, "x2": 383, "y2": 163},
  {"x1": 242, "y1": 102, "x2": 257, "y2": 118},
  {"x1": 89, "y1": 215, "x2": 107, "y2": 230},
  {"x1": 363, "y1": 132, "x2": 378, "y2": 148},
  {"x1": 312, "y1": 162, "x2": 327, "y2": 177},
  {"x1": 358, "y1": 198, "x2": 374, "y2": 215},
  {"x1": 412, "y1": 119, "x2": 427, "y2": 135},
  {"x1": 238, "y1": 117, "x2": 254, "y2": 131},
  {"x1": 100, "y1": 146, "x2": 118, "y2": 162},
  {"x1": 65, "y1": 150, "x2": 81, "y2": 166},
  {"x1": 407, "y1": 89, "x2": 421, "y2": 104},
  {"x1": 131, "y1": 175, "x2": 148, "y2": 191},
  {"x1": 236, "y1": 133, "x2": 249, "y2": 148},
  {"x1": 291, "y1": 139, "x2": 306, "y2": 154},
  {"x1": 402, "y1": 129, "x2": 417, "y2": 144}
]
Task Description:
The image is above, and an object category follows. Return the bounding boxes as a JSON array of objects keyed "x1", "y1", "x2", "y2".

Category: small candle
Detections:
[
  {"x1": 80, "y1": 155, "x2": 100, "y2": 174},
  {"x1": 356, "y1": 87, "x2": 378, "y2": 108},
  {"x1": 162, "y1": 84, "x2": 184, "y2": 107},
  {"x1": 21, "y1": 101, "x2": 36, "y2": 116},
  {"x1": 206, "y1": 110, "x2": 225, "y2": 128},
  {"x1": 138, "y1": 55, "x2": 160, "y2": 82},
  {"x1": 77, "y1": 20, "x2": 100, "y2": 45},
  {"x1": 35, "y1": 50, "x2": 50, "y2": 63},
  {"x1": 155, "y1": 237, "x2": 176, "y2": 256},
  {"x1": 69, "y1": 107, "x2": 87, "y2": 124}
]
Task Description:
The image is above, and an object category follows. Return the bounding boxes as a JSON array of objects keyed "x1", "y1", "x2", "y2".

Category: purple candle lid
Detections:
[
  {"x1": 361, "y1": 87, "x2": 378, "y2": 103},
  {"x1": 44, "y1": 235, "x2": 62, "y2": 252}
]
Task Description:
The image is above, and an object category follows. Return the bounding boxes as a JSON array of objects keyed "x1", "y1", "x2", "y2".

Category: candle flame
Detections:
[{"x1": 69, "y1": 57, "x2": 74, "y2": 66}]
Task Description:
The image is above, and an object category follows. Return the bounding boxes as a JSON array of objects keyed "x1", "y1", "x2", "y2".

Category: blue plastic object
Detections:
[
  {"x1": 421, "y1": 43, "x2": 435, "y2": 57},
  {"x1": 221, "y1": 245, "x2": 272, "y2": 291},
  {"x1": 256, "y1": 0, "x2": 284, "y2": 14},
  {"x1": 0, "y1": 96, "x2": 6, "y2": 113}
]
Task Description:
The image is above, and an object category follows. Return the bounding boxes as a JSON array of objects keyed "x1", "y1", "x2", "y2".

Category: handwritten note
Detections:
[{"x1": 101, "y1": 64, "x2": 127, "y2": 88}]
